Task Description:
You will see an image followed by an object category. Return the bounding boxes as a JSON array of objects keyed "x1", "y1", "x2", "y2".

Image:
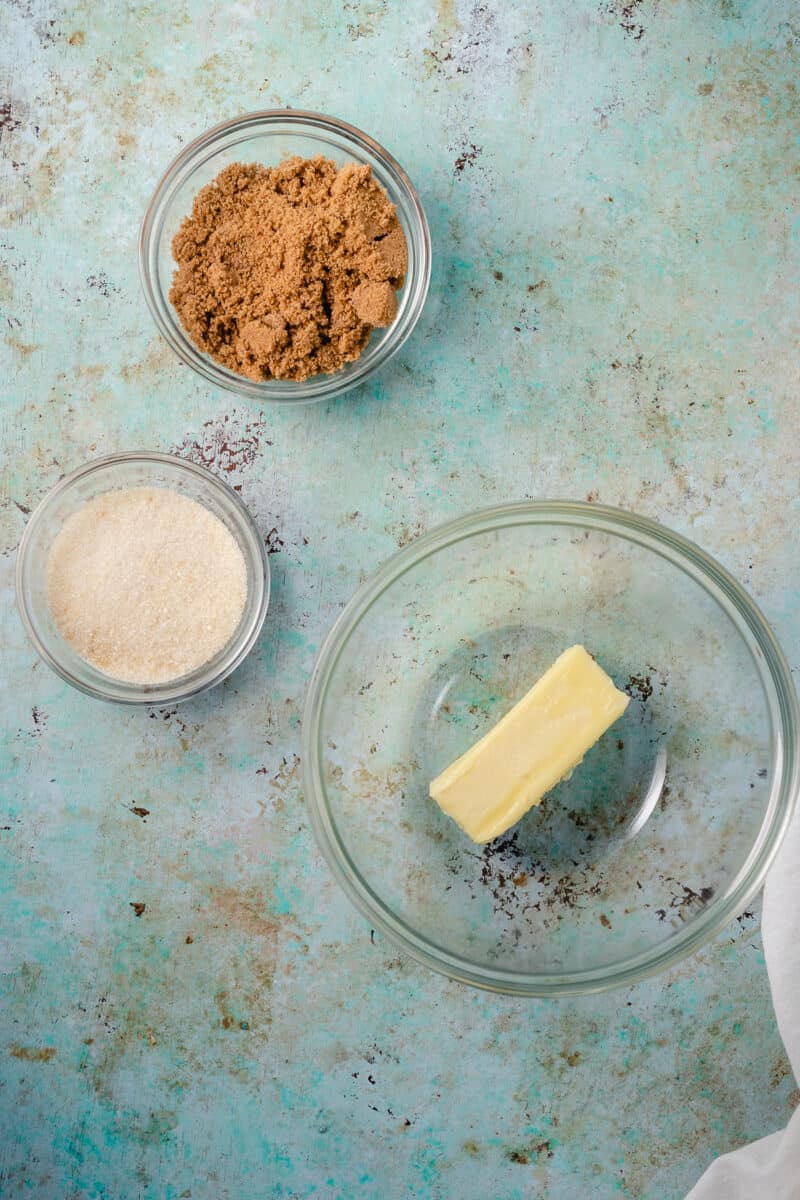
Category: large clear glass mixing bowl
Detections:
[{"x1": 303, "y1": 502, "x2": 799, "y2": 995}]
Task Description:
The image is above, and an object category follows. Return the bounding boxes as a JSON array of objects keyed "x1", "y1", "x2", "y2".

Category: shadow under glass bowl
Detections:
[
  {"x1": 139, "y1": 109, "x2": 431, "y2": 404},
  {"x1": 15, "y1": 452, "x2": 270, "y2": 705},
  {"x1": 302, "y1": 501, "x2": 799, "y2": 996}
]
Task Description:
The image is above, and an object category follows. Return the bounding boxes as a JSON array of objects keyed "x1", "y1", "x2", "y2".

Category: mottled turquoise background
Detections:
[{"x1": 1, "y1": 1, "x2": 799, "y2": 1197}]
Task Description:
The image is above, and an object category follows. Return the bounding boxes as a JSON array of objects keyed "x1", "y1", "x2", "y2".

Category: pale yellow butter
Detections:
[{"x1": 429, "y1": 645, "x2": 629, "y2": 844}]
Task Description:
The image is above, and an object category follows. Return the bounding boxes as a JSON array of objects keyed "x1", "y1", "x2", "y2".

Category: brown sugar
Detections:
[
  {"x1": 351, "y1": 280, "x2": 398, "y2": 326},
  {"x1": 169, "y1": 156, "x2": 408, "y2": 383}
]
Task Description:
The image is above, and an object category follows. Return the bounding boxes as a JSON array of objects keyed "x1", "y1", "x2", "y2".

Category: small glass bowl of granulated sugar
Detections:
[
  {"x1": 139, "y1": 110, "x2": 431, "y2": 404},
  {"x1": 16, "y1": 453, "x2": 270, "y2": 704}
]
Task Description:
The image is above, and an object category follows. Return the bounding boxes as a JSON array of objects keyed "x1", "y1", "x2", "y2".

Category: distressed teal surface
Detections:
[{"x1": 1, "y1": 2, "x2": 799, "y2": 1198}]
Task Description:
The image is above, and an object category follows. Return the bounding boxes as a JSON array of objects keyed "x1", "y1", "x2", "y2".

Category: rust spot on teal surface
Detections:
[{"x1": 9, "y1": 1045, "x2": 56, "y2": 1062}]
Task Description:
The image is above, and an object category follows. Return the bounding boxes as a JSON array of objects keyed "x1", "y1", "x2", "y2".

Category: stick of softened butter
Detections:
[{"x1": 429, "y1": 645, "x2": 629, "y2": 844}]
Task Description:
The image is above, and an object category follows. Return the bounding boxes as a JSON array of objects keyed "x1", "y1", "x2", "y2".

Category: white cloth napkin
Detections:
[{"x1": 686, "y1": 808, "x2": 800, "y2": 1198}]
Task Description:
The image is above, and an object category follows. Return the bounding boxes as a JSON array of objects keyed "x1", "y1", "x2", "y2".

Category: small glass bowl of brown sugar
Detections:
[
  {"x1": 16, "y1": 453, "x2": 270, "y2": 705},
  {"x1": 140, "y1": 110, "x2": 431, "y2": 404}
]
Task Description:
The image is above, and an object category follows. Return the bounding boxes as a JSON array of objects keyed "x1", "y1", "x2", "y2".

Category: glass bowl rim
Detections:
[
  {"x1": 302, "y1": 499, "x2": 800, "y2": 996},
  {"x1": 138, "y1": 107, "x2": 432, "y2": 405},
  {"x1": 15, "y1": 450, "x2": 271, "y2": 706}
]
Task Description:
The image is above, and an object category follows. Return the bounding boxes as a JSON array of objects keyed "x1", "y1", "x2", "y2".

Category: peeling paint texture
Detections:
[{"x1": 1, "y1": 2, "x2": 799, "y2": 1198}]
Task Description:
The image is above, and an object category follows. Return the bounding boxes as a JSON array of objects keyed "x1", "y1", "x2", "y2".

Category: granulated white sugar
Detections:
[{"x1": 46, "y1": 486, "x2": 248, "y2": 684}]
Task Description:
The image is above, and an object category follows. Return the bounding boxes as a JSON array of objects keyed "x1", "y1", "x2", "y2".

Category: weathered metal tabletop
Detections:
[{"x1": 2, "y1": 2, "x2": 799, "y2": 1197}]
